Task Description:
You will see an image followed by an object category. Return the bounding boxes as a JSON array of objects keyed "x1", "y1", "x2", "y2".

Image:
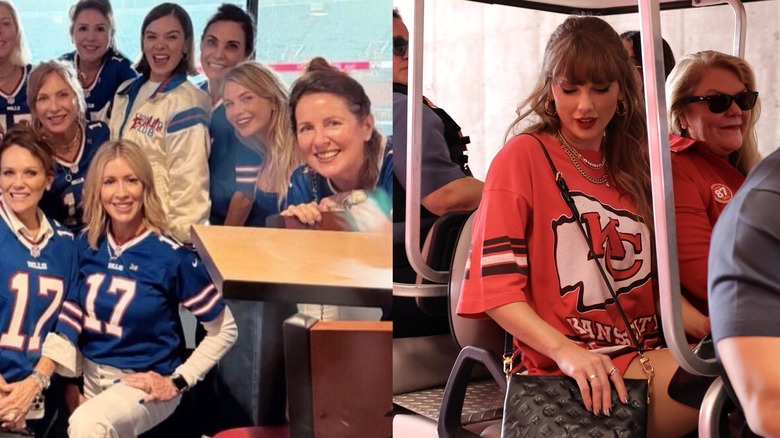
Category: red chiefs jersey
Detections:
[{"x1": 457, "y1": 132, "x2": 661, "y2": 375}]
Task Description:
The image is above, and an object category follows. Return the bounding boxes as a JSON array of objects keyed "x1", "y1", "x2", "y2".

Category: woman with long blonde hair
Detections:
[{"x1": 222, "y1": 60, "x2": 301, "y2": 226}]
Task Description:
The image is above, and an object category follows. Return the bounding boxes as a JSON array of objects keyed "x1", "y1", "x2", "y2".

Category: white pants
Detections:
[{"x1": 68, "y1": 360, "x2": 181, "y2": 438}]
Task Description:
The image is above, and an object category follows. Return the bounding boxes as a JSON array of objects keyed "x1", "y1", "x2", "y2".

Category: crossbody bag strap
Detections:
[{"x1": 523, "y1": 133, "x2": 654, "y2": 401}]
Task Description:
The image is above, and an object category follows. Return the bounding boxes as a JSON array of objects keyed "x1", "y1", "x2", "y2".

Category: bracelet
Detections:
[{"x1": 29, "y1": 371, "x2": 50, "y2": 392}]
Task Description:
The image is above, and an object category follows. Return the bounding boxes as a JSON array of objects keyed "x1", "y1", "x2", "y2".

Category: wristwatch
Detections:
[{"x1": 170, "y1": 374, "x2": 189, "y2": 393}]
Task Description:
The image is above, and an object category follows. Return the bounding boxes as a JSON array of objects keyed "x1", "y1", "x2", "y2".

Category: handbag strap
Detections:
[{"x1": 503, "y1": 133, "x2": 654, "y2": 402}]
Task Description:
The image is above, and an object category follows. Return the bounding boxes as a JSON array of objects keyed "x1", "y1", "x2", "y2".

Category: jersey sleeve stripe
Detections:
[
  {"x1": 62, "y1": 301, "x2": 84, "y2": 319},
  {"x1": 190, "y1": 292, "x2": 221, "y2": 316},
  {"x1": 182, "y1": 284, "x2": 216, "y2": 307},
  {"x1": 236, "y1": 166, "x2": 262, "y2": 173},
  {"x1": 58, "y1": 313, "x2": 82, "y2": 333},
  {"x1": 480, "y1": 235, "x2": 529, "y2": 278},
  {"x1": 236, "y1": 177, "x2": 258, "y2": 184}
]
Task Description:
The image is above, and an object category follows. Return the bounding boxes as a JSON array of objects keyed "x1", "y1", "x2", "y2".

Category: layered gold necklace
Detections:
[{"x1": 556, "y1": 130, "x2": 610, "y2": 186}]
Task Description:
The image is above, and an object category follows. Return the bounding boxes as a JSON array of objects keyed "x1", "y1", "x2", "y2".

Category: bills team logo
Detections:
[
  {"x1": 710, "y1": 183, "x2": 733, "y2": 204},
  {"x1": 129, "y1": 113, "x2": 164, "y2": 137},
  {"x1": 553, "y1": 192, "x2": 652, "y2": 312}
]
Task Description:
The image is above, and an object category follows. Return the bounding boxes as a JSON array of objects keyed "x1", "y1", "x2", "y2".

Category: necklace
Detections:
[
  {"x1": 0, "y1": 66, "x2": 18, "y2": 88},
  {"x1": 556, "y1": 131, "x2": 606, "y2": 169},
  {"x1": 556, "y1": 132, "x2": 610, "y2": 186}
]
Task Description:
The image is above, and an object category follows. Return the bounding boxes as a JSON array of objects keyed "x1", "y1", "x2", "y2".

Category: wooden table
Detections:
[{"x1": 191, "y1": 225, "x2": 392, "y2": 308}]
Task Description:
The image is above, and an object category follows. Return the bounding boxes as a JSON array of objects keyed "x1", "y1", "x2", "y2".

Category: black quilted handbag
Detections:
[
  {"x1": 502, "y1": 376, "x2": 647, "y2": 438},
  {"x1": 500, "y1": 135, "x2": 652, "y2": 438}
]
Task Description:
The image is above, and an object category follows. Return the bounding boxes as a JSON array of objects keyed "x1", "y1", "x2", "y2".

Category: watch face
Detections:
[{"x1": 172, "y1": 375, "x2": 188, "y2": 392}]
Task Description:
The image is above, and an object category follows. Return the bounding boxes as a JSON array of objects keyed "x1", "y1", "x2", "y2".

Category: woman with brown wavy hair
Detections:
[{"x1": 457, "y1": 15, "x2": 698, "y2": 436}]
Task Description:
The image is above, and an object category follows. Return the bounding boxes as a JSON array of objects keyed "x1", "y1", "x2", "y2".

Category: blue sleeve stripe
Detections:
[{"x1": 167, "y1": 108, "x2": 209, "y2": 134}]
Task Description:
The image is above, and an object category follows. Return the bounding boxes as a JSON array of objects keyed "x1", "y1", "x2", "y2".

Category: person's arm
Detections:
[
  {"x1": 223, "y1": 144, "x2": 262, "y2": 226},
  {"x1": 0, "y1": 357, "x2": 57, "y2": 429},
  {"x1": 421, "y1": 176, "x2": 483, "y2": 216},
  {"x1": 223, "y1": 191, "x2": 254, "y2": 226},
  {"x1": 165, "y1": 106, "x2": 212, "y2": 243},
  {"x1": 717, "y1": 337, "x2": 780, "y2": 437}
]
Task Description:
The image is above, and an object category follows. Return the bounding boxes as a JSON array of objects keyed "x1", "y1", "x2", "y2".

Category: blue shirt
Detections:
[
  {"x1": 40, "y1": 121, "x2": 110, "y2": 231},
  {"x1": 57, "y1": 231, "x2": 225, "y2": 374},
  {"x1": 199, "y1": 81, "x2": 262, "y2": 225},
  {"x1": 0, "y1": 206, "x2": 78, "y2": 382},
  {"x1": 61, "y1": 48, "x2": 138, "y2": 123},
  {"x1": 0, "y1": 64, "x2": 32, "y2": 134}
]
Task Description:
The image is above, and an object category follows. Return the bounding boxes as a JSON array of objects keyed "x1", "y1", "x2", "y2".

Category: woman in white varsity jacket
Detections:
[{"x1": 108, "y1": 3, "x2": 211, "y2": 244}]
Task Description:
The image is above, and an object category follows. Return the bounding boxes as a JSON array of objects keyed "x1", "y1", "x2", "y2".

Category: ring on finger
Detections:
[
  {"x1": 588, "y1": 374, "x2": 598, "y2": 381},
  {"x1": 608, "y1": 366, "x2": 618, "y2": 376}
]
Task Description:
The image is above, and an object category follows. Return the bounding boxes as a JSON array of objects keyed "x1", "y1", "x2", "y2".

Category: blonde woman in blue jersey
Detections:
[
  {"x1": 108, "y1": 3, "x2": 210, "y2": 244},
  {"x1": 42, "y1": 139, "x2": 237, "y2": 436},
  {"x1": 223, "y1": 61, "x2": 302, "y2": 226},
  {"x1": 61, "y1": 0, "x2": 138, "y2": 123},
  {"x1": 0, "y1": 125, "x2": 79, "y2": 436},
  {"x1": 28, "y1": 60, "x2": 110, "y2": 232},
  {"x1": 0, "y1": 0, "x2": 32, "y2": 137}
]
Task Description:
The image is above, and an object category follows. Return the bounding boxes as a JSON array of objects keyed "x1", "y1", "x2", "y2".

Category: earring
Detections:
[
  {"x1": 615, "y1": 100, "x2": 627, "y2": 117},
  {"x1": 544, "y1": 100, "x2": 557, "y2": 117},
  {"x1": 681, "y1": 124, "x2": 687, "y2": 130}
]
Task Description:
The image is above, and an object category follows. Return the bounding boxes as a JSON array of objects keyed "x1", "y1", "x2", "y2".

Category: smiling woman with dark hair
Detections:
[
  {"x1": 108, "y1": 2, "x2": 210, "y2": 244},
  {"x1": 0, "y1": 124, "x2": 78, "y2": 436},
  {"x1": 282, "y1": 56, "x2": 392, "y2": 232}
]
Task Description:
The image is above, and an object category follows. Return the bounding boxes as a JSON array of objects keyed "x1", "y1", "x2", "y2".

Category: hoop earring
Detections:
[
  {"x1": 544, "y1": 100, "x2": 557, "y2": 117},
  {"x1": 615, "y1": 100, "x2": 627, "y2": 117}
]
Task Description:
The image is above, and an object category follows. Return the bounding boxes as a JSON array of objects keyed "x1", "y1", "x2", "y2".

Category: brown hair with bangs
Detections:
[{"x1": 507, "y1": 15, "x2": 653, "y2": 231}]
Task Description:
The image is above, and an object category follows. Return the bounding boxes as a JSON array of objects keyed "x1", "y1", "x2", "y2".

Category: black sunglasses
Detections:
[
  {"x1": 681, "y1": 91, "x2": 758, "y2": 113},
  {"x1": 393, "y1": 36, "x2": 408, "y2": 57}
]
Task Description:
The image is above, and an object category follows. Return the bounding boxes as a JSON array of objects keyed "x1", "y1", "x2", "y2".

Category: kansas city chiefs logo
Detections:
[{"x1": 553, "y1": 192, "x2": 652, "y2": 311}]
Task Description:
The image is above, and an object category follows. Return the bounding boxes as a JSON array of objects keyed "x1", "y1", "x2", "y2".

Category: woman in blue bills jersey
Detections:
[
  {"x1": 199, "y1": 4, "x2": 264, "y2": 226},
  {"x1": 28, "y1": 60, "x2": 109, "y2": 232},
  {"x1": 282, "y1": 57, "x2": 392, "y2": 232},
  {"x1": 223, "y1": 61, "x2": 302, "y2": 226},
  {"x1": 0, "y1": 1, "x2": 33, "y2": 137},
  {"x1": 0, "y1": 125, "x2": 78, "y2": 436},
  {"x1": 109, "y1": 3, "x2": 210, "y2": 244},
  {"x1": 61, "y1": 0, "x2": 138, "y2": 123},
  {"x1": 44, "y1": 139, "x2": 237, "y2": 436}
]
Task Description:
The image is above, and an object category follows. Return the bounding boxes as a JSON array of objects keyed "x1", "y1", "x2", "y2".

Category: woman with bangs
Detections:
[{"x1": 456, "y1": 16, "x2": 698, "y2": 436}]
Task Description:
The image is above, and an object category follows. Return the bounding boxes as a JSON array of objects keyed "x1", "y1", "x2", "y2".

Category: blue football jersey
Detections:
[
  {"x1": 61, "y1": 49, "x2": 138, "y2": 123},
  {"x1": 0, "y1": 64, "x2": 32, "y2": 135},
  {"x1": 40, "y1": 121, "x2": 110, "y2": 231},
  {"x1": 0, "y1": 206, "x2": 78, "y2": 382},
  {"x1": 57, "y1": 231, "x2": 225, "y2": 374},
  {"x1": 201, "y1": 81, "x2": 262, "y2": 225}
]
